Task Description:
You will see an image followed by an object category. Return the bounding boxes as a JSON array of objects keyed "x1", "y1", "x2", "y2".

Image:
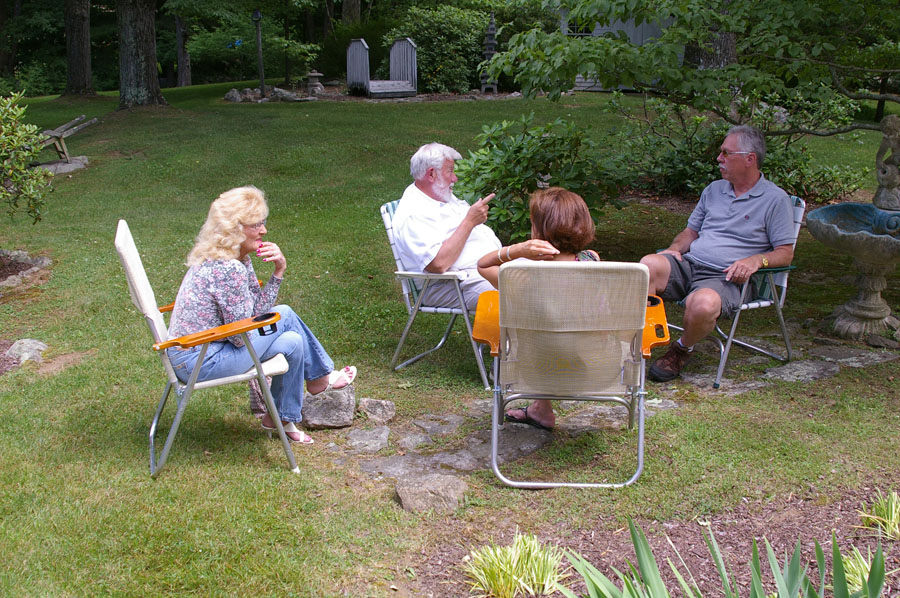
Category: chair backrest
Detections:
[
  {"x1": 380, "y1": 199, "x2": 419, "y2": 312},
  {"x1": 114, "y1": 219, "x2": 179, "y2": 383},
  {"x1": 498, "y1": 261, "x2": 649, "y2": 395},
  {"x1": 752, "y1": 195, "x2": 805, "y2": 306}
]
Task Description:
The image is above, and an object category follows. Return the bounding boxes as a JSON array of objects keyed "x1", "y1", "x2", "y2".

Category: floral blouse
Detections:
[{"x1": 167, "y1": 257, "x2": 281, "y2": 349}]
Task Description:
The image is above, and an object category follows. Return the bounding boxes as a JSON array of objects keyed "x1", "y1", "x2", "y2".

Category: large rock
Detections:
[
  {"x1": 347, "y1": 426, "x2": 389, "y2": 453},
  {"x1": 301, "y1": 385, "x2": 355, "y2": 429},
  {"x1": 224, "y1": 88, "x2": 243, "y2": 102},
  {"x1": 412, "y1": 413, "x2": 464, "y2": 436},
  {"x1": 358, "y1": 398, "x2": 396, "y2": 424},
  {"x1": 5, "y1": 339, "x2": 48, "y2": 365},
  {"x1": 395, "y1": 473, "x2": 468, "y2": 513},
  {"x1": 763, "y1": 360, "x2": 840, "y2": 382}
]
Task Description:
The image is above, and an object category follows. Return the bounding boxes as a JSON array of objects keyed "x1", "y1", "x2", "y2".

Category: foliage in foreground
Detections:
[
  {"x1": 859, "y1": 490, "x2": 900, "y2": 541},
  {"x1": 462, "y1": 530, "x2": 568, "y2": 598},
  {"x1": 455, "y1": 112, "x2": 630, "y2": 243},
  {"x1": 0, "y1": 92, "x2": 51, "y2": 223},
  {"x1": 559, "y1": 519, "x2": 886, "y2": 598}
]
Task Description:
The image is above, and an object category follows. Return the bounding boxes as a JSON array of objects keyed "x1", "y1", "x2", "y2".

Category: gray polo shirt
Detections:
[{"x1": 685, "y1": 175, "x2": 794, "y2": 271}]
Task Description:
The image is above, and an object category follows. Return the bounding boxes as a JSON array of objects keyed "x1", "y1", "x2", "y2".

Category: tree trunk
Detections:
[
  {"x1": 684, "y1": 30, "x2": 737, "y2": 70},
  {"x1": 342, "y1": 0, "x2": 360, "y2": 25},
  {"x1": 0, "y1": 0, "x2": 23, "y2": 76},
  {"x1": 116, "y1": 0, "x2": 167, "y2": 109},
  {"x1": 283, "y1": 0, "x2": 291, "y2": 85},
  {"x1": 175, "y1": 15, "x2": 191, "y2": 87},
  {"x1": 64, "y1": 0, "x2": 94, "y2": 95}
]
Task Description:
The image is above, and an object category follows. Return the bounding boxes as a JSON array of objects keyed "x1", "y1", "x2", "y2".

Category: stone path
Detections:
[{"x1": 322, "y1": 330, "x2": 898, "y2": 512}]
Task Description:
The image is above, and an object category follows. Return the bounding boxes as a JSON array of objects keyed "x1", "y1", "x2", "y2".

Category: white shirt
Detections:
[{"x1": 393, "y1": 182, "x2": 501, "y2": 272}]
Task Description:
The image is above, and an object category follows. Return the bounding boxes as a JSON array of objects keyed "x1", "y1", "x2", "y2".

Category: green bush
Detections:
[
  {"x1": 380, "y1": 6, "x2": 488, "y2": 93},
  {"x1": 605, "y1": 93, "x2": 866, "y2": 203},
  {"x1": 1, "y1": 92, "x2": 52, "y2": 223},
  {"x1": 455, "y1": 113, "x2": 630, "y2": 243},
  {"x1": 0, "y1": 60, "x2": 66, "y2": 97},
  {"x1": 314, "y1": 18, "x2": 397, "y2": 80},
  {"x1": 187, "y1": 27, "x2": 318, "y2": 85}
]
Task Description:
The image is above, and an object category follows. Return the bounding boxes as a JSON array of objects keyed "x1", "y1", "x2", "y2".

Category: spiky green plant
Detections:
[
  {"x1": 859, "y1": 489, "x2": 900, "y2": 540},
  {"x1": 559, "y1": 519, "x2": 887, "y2": 598},
  {"x1": 463, "y1": 530, "x2": 569, "y2": 598}
]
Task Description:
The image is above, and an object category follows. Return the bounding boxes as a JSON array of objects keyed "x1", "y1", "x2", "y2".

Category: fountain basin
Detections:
[
  {"x1": 807, "y1": 203, "x2": 900, "y2": 264},
  {"x1": 806, "y1": 202, "x2": 900, "y2": 340}
]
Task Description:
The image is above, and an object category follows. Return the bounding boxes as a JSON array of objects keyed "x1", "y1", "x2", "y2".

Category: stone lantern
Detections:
[{"x1": 480, "y1": 13, "x2": 498, "y2": 94}]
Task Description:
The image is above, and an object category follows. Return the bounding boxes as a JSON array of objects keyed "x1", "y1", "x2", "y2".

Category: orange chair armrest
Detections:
[
  {"x1": 158, "y1": 279, "x2": 263, "y2": 314},
  {"x1": 642, "y1": 295, "x2": 670, "y2": 358},
  {"x1": 154, "y1": 311, "x2": 281, "y2": 351},
  {"x1": 472, "y1": 290, "x2": 501, "y2": 356}
]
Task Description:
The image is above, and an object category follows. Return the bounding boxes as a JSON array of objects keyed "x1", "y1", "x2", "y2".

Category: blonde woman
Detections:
[{"x1": 166, "y1": 186, "x2": 356, "y2": 445}]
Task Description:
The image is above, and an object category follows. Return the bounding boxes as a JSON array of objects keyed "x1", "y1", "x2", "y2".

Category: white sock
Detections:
[{"x1": 675, "y1": 338, "x2": 693, "y2": 352}]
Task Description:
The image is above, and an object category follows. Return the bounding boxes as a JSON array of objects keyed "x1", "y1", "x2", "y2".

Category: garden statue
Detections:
[
  {"x1": 873, "y1": 114, "x2": 900, "y2": 211},
  {"x1": 807, "y1": 115, "x2": 900, "y2": 341}
]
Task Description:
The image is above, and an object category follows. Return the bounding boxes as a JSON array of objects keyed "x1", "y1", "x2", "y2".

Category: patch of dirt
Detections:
[
  {"x1": 0, "y1": 255, "x2": 32, "y2": 280},
  {"x1": 409, "y1": 487, "x2": 900, "y2": 597},
  {"x1": 622, "y1": 190, "x2": 699, "y2": 215},
  {"x1": 36, "y1": 349, "x2": 94, "y2": 376}
]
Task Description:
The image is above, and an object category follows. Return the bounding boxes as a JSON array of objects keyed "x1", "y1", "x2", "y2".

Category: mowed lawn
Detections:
[{"x1": 1, "y1": 83, "x2": 897, "y2": 597}]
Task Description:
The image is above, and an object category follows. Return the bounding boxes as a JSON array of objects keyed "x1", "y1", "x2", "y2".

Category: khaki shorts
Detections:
[{"x1": 660, "y1": 255, "x2": 749, "y2": 319}]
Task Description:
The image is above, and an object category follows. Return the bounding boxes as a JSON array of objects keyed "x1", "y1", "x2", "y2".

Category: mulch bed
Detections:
[{"x1": 411, "y1": 487, "x2": 900, "y2": 597}]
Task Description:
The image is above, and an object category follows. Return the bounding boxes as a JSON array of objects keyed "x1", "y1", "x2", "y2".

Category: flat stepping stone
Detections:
[
  {"x1": 808, "y1": 345, "x2": 900, "y2": 368},
  {"x1": 764, "y1": 360, "x2": 840, "y2": 382}
]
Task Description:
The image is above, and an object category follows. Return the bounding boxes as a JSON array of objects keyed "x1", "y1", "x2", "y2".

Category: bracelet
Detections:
[
  {"x1": 497, "y1": 248, "x2": 505, "y2": 264},
  {"x1": 505, "y1": 246, "x2": 511, "y2": 262}
]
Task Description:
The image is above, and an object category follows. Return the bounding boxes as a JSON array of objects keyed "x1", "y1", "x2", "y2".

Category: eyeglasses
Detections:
[
  {"x1": 719, "y1": 149, "x2": 753, "y2": 158},
  {"x1": 244, "y1": 219, "x2": 267, "y2": 230}
]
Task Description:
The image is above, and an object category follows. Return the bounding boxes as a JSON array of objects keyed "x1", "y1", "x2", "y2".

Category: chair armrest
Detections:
[
  {"x1": 153, "y1": 311, "x2": 281, "y2": 351},
  {"x1": 395, "y1": 270, "x2": 469, "y2": 281},
  {"x1": 756, "y1": 265, "x2": 795, "y2": 274},
  {"x1": 472, "y1": 290, "x2": 500, "y2": 356},
  {"x1": 642, "y1": 295, "x2": 670, "y2": 358},
  {"x1": 158, "y1": 279, "x2": 264, "y2": 314}
]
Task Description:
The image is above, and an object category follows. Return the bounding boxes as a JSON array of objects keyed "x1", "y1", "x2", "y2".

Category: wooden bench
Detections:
[{"x1": 41, "y1": 115, "x2": 98, "y2": 163}]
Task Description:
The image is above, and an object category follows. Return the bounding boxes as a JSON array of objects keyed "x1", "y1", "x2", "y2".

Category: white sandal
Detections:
[{"x1": 310, "y1": 366, "x2": 357, "y2": 395}]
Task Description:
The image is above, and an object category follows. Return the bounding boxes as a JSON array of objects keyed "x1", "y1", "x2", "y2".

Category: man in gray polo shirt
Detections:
[{"x1": 640, "y1": 125, "x2": 795, "y2": 382}]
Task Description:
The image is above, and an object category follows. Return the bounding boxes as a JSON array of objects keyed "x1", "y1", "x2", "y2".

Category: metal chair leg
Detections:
[{"x1": 243, "y1": 333, "x2": 298, "y2": 474}]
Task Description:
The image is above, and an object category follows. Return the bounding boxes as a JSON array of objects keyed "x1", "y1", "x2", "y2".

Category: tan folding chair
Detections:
[
  {"x1": 114, "y1": 219, "x2": 299, "y2": 477},
  {"x1": 380, "y1": 200, "x2": 490, "y2": 389},
  {"x1": 668, "y1": 196, "x2": 806, "y2": 388},
  {"x1": 473, "y1": 261, "x2": 668, "y2": 489}
]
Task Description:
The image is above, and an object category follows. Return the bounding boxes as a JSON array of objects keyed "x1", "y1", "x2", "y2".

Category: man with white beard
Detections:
[{"x1": 392, "y1": 142, "x2": 501, "y2": 310}]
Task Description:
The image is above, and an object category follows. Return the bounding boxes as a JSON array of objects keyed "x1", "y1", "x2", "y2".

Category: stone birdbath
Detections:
[{"x1": 806, "y1": 115, "x2": 900, "y2": 341}]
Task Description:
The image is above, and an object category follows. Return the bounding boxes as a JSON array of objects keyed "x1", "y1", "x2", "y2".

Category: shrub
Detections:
[
  {"x1": 859, "y1": 489, "x2": 900, "y2": 540},
  {"x1": 380, "y1": 6, "x2": 488, "y2": 93},
  {"x1": 605, "y1": 92, "x2": 866, "y2": 203},
  {"x1": 455, "y1": 113, "x2": 630, "y2": 243},
  {"x1": 462, "y1": 530, "x2": 568, "y2": 598},
  {"x1": 1, "y1": 92, "x2": 52, "y2": 223},
  {"x1": 314, "y1": 18, "x2": 397, "y2": 80}
]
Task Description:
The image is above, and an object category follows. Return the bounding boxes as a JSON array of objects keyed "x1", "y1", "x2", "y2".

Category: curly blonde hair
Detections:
[{"x1": 186, "y1": 186, "x2": 269, "y2": 266}]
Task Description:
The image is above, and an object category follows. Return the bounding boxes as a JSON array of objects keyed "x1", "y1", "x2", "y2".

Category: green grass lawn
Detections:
[{"x1": 1, "y1": 83, "x2": 898, "y2": 596}]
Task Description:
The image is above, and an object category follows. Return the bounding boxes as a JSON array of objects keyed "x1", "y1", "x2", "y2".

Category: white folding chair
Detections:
[
  {"x1": 669, "y1": 196, "x2": 806, "y2": 388},
  {"x1": 114, "y1": 219, "x2": 299, "y2": 477},
  {"x1": 472, "y1": 261, "x2": 668, "y2": 489},
  {"x1": 380, "y1": 200, "x2": 490, "y2": 389}
]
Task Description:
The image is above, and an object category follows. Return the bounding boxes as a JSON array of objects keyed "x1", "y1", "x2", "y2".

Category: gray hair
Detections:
[
  {"x1": 727, "y1": 125, "x2": 766, "y2": 167},
  {"x1": 410, "y1": 142, "x2": 462, "y2": 180}
]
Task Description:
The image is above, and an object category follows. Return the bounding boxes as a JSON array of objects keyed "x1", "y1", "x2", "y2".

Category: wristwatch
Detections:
[{"x1": 761, "y1": 256, "x2": 769, "y2": 268}]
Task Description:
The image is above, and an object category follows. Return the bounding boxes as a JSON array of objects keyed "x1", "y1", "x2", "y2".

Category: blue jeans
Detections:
[{"x1": 167, "y1": 304, "x2": 334, "y2": 423}]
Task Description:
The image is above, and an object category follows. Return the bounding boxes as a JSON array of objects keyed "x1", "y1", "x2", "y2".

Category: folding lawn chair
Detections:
[
  {"x1": 471, "y1": 261, "x2": 669, "y2": 489},
  {"x1": 114, "y1": 219, "x2": 299, "y2": 477},
  {"x1": 380, "y1": 200, "x2": 490, "y2": 389},
  {"x1": 668, "y1": 196, "x2": 806, "y2": 388}
]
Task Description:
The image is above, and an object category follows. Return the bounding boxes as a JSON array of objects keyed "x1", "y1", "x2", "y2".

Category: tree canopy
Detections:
[{"x1": 488, "y1": 0, "x2": 900, "y2": 135}]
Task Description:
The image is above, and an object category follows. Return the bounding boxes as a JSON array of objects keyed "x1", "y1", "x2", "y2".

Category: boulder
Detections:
[
  {"x1": 395, "y1": 473, "x2": 467, "y2": 513},
  {"x1": 5, "y1": 339, "x2": 48, "y2": 365},
  {"x1": 301, "y1": 385, "x2": 355, "y2": 429}
]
